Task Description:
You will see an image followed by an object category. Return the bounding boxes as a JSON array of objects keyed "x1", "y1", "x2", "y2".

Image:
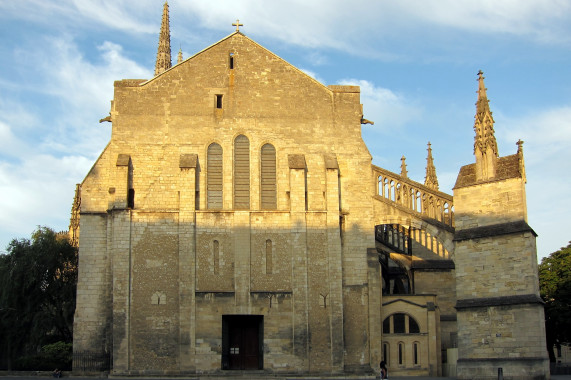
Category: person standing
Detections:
[{"x1": 380, "y1": 360, "x2": 388, "y2": 379}]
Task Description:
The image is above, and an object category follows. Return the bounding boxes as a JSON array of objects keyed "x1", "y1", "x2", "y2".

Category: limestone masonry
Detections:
[{"x1": 71, "y1": 3, "x2": 550, "y2": 379}]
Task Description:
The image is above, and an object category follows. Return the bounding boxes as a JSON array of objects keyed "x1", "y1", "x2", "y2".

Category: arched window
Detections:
[
  {"x1": 261, "y1": 144, "x2": 277, "y2": 209},
  {"x1": 207, "y1": 143, "x2": 223, "y2": 209},
  {"x1": 234, "y1": 135, "x2": 250, "y2": 209},
  {"x1": 394, "y1": 313, "x2": 405, "y2": 333},
  {"x1": 383, "y1": 313, "x2": 421, "y2": 334},
  {"x1": 413, "y1": 342, "x2": 420, "y2": 365},
  {"x1": 398, "y1": 342, "x2": 404, "y2": 365}
]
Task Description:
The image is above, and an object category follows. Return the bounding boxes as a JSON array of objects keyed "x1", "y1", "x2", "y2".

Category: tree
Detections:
[
  {"x1": 0, "y1": 227, "x2": 78, "y2": 369},
  {"x1": 539, "y1": 241, "x2": 571, "y2": 362}
]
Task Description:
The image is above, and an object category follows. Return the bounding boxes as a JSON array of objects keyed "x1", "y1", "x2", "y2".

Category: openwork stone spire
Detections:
[
  {"x1": 424, "y1": 142, "x2": 439, "y2": 190},
  {"x1": 400, "y1": 155, "x2": 408, "y2": 178},
  {"x1": 68, "y1": 184, "x2": 81, "y2": 248},
  {"x1": 474, "y1": 70, "x2": 498, "y2": 180},
  {"x1": 154, "y1": 1, "x2": 172, "y2": 76}
]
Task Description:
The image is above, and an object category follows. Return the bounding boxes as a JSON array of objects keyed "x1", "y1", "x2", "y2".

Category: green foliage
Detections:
[
  {"x1": 0, "y1": 227, "x2": 78, "y2": 369},
  {"x1": 539, "y1": 241, "x2": 571, "y2": 361},
  {"x1": 13, "y1": 342, "x2": 72, "y2": 371}
]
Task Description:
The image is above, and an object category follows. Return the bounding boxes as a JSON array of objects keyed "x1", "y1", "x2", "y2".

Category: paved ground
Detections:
[
  {"x1": 1, "y1": 376, "x2": 571, "y2": 380},
  {"x1": 1, "y1": 374, "x2": 571, "y2": 380}
]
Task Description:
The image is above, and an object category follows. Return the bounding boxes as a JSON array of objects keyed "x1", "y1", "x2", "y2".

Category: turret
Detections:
[
  {"x1": 473, "y1": 70, "x2": 498, "y2": 180},
  {"x1": 154, "y1": 1, "x2": 172, "y2": 76},
  {"x1": 424, "y1": 142, "x2": 439, "y2": 190}
]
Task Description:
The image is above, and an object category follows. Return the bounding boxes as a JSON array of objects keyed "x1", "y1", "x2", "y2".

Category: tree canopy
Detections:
[
  {"x1": 0, "y1": 227, "x2": 78, "y2": 369},
  {"x1": 539, "y1": 241, "x2": 571, "y2": 362}
]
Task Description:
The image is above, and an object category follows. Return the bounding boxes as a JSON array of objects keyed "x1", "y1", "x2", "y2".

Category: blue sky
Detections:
[{"x1": 0, "y1": 0, "x2": 570, "y2": 259}]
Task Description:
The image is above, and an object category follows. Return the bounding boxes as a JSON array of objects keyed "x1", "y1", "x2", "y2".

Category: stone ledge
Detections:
[
  {"x1": 455, "y1": 294, "x2": 544, "y2": 309},
  {"x1": 454, "y1": 220, "x2": 536, "y2": 242},
  {"x1": 457, "y1": 356, "x2": 548, "y2": 363},
  {"x1": 411, "y1": 259, "x2": 455, "y2": 270}
]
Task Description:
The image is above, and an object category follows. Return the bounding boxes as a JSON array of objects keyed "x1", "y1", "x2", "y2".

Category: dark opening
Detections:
[
  {"x1": 216, "y1": 94, "x2": 223, "y2": 109},
  {"x1": 229, "y1": 53, "x2": 234, "y2": 69},
  {"x1": 409, "y1": 317, "x2": 420, "y2": 333},
  {"x1": 383, "y1": 317, "x2": 390, "y2": 334},
  {"x1": 222, "y1": 315, "x2": 263, "y2": 370},
  {"x1": 394, "y1": 313, "x2": 405, "y2": 333},
  {"x1": 128, "y1": 188, "x2": 135, "y2": 208}
]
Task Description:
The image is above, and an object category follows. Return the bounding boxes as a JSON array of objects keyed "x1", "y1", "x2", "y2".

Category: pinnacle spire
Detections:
[
  {"x1": 177, "y1": 47, "x2": 183, "y2": 64},
  {"x1": 155, "y1": 1, "x2": 172, "y2": 76},
  {"x1": 473, "y1": 70, "x2": 498, "y2": 180},
  {"x1": 424, "y1": 142, "x2": 439, "y2": 190},
  {"x1": 400, "y1": 156, "x2": 408, "y2": 178}
]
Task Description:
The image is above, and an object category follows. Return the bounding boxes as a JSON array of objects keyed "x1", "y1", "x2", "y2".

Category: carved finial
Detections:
[
  {"x1": 232, "y1": 19, "x2": 243, "y2": 32},
  {"x1": 516, "y1": 139, "x2": 524, "y2": 154},
  {"x1": 516, "y1": 139, "x2": 526, "y2": 183},
  {"x1": 154, "y1": 1, "x2": 172, "y2": 76},
  {"x1": 424, "y1": 142, "x2": 439, "y2": 190},
  {"x1": 177, "y1": 47, "x2": 183, "y2": 64},
  {"x1": 473, "y1": 70, "x2": 498, "y2": 180},
  {"x1": 400, "y1": 156, "x2": 408, "y2": 178}
]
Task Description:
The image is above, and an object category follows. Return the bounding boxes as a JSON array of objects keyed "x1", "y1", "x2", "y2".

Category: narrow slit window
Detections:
[
  {"x1": 266, "y1": 239, "x2": 273, "y2": 274},
  {"x1": 229, "y1": 53, "x2": 234, "y2": 69},
  {"x1": 128, "y1": 188, "x2": 135, "y2": 209},
  {"x1": 216, "y1": 94, "x2": 223, "y2": 109},
  {"x1": 213, "y1": 240, "x2": 220, "y2": 274}
]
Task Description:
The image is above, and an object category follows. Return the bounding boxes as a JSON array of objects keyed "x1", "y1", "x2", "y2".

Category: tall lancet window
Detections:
[
  {"x1": 207, "y1": 143, "x2": 223, "y2": 209},
  {"x1": 260, "y1": 143, "x2": 277, "y2": 209},
  {"x1": 233, "y1": 135, "x2": 250, "y2": 209}
]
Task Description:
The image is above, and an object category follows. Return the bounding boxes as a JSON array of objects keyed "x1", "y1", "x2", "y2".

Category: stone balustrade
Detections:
[{"x1": 373, "y1": 165, "x2": 454, "y2": 228}]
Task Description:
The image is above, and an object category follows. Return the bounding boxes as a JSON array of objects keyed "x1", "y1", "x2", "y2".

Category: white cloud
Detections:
[
  {"x1": 340, "y1": 79, "x2": 422, "y2": 130},
  {"x1": 0, "y1": 0, "x2": 156, "y2": 35},
  {"x1": 495, "y1": 106, "x2": 571, "y2": 258},
  {"x1": 0, "y1": 35, "x2": 151, "y2": 252}
]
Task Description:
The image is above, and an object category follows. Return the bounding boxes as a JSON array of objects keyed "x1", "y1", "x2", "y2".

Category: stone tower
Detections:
[{"x1": 452, "y1": 71, "x2": 549, "y2": 379}]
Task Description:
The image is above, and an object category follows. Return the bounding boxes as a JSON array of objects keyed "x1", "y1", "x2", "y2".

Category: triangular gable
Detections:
[{"x1": 141, "y1": 32, "x2": 333, "y2": 93}]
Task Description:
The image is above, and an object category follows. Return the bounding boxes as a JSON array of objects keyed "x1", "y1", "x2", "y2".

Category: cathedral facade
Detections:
[{"x1": 72, "y1": 4, "x2": 549, "y2": 378}]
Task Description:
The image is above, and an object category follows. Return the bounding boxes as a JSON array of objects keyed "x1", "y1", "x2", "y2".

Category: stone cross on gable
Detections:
[{"x1": 233, "y1": 19, "x2": 243, "y2": 32}]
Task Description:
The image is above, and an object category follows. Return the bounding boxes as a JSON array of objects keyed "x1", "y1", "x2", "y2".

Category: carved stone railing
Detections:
[
  {"x1": 376, "y1": 224, "x2": 451, "y2": 259},
  {"x1": 373, "y1": 165, "x2": 454, "y2": 228},
  {"x1": 376, "y1": 224, "x2": 412, "y2": 255}
]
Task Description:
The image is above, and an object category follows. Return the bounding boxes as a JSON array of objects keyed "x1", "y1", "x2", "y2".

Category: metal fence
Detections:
[{"x1": 72, "y1": 351, "x2": 111, "y2": 372}]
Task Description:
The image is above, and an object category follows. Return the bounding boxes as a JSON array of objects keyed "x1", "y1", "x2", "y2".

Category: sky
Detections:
[{"x1": 0, "y1": 0, "x2": 570, "y2": 260}]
